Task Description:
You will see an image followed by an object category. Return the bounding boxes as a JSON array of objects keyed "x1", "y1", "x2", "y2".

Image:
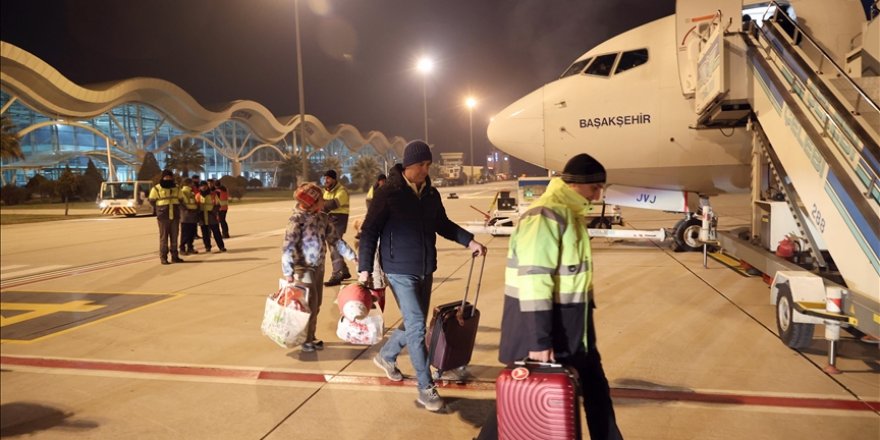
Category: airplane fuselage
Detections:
[{"x1": 488, "y1": 15, "x2": 752, "y2": 195}]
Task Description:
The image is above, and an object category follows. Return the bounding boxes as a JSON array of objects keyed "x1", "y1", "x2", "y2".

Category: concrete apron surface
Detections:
[{"x1": 1, "y1": 183, "x2": 877, "y2": 439}]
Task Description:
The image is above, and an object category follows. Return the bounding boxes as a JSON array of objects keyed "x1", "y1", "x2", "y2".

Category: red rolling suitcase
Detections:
[
  {"x1": 496, "y1": 360, "x2": 582, "y2": 440},
  {"x1": 427, "y1": 254, "x2": 485, "y2": 378}
]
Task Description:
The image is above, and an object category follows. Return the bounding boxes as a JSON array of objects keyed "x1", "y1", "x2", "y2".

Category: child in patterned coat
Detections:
[{"x1": 282, "y1": 183, "x2": 357, "y2": 352}]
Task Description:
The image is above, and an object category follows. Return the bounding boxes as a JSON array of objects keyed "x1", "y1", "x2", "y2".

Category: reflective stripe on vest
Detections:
[
  {"x1": 198, "y1": 193, "x2": 216, "y2": 224},
  {"x1": 151, "y1": 185, "x2": 180, "y2": 220},
  {"x1": 179, "y1": 187, "x2": 197, "y2": 210}
]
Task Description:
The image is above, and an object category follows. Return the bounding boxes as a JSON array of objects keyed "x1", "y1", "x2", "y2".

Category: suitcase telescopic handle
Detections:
[
  {"x1": 461, "y1": 253, "x2": 486, "y2": 317},
  {"x1": 515, "y1": 358, "x2": 563, "y2": 368}
]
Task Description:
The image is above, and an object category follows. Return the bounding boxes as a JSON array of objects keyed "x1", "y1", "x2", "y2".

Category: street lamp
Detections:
[
  {"x1": 294, "y1": 0, "x2": 308, "y2": 183},
  {"x1": 416, "y1": 56, "x2": 434, "y2": 143},
  {"x1": 465, "y1": 97, "x2": 477, "y2": 185}
]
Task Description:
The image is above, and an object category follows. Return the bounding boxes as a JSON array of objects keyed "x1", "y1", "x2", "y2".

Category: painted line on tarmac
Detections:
[
  {"x1": 0, "y1": 255, "x2": 156, "y2": 290},
  {"x1": 2, "y1": 355, "x2": 877, "y2": 412}
]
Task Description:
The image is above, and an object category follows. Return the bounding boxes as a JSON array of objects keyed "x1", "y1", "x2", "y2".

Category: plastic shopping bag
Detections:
[
  {"x1": 336, "y1": 307, "x2": 384, "y2": 345},
  {"x1": 261, "y1": 282, "x2": 310, "y2": 348}
]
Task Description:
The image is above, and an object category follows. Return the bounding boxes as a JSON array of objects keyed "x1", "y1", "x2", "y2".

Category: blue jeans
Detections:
[{"x1": 379, "y1": 273, "x2": 434, "y2": 389}]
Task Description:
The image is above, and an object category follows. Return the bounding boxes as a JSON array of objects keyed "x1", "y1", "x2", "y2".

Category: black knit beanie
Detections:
[
  {"x1": 403, "y1": 140, "x2": 432, "y2": 168},
  {"x1": 324, "y1": 169, "x2": 338, "y2": 180},
  {"x1": 560, "y1": 153, "x2": 606, "y2": 184}
]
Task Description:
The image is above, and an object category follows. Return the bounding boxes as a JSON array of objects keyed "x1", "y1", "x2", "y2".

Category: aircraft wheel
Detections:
[
  {"x1": 776, "y1": 283, "x2": 814, "y2": 349},
  {"x1": 672, "y1": 217, "x2": 702, "y2": 252},
  {"x1": 588, "y1": 217, "x2": 612, "y2": 229},
  {"x1": 488, "y1": 217, "x2": 508, "y2": 226}
]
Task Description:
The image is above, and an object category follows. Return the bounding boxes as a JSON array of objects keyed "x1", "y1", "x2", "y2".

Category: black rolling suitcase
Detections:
[{"x1": 427, "y1": 254, "x2": 485, "y2": 378}]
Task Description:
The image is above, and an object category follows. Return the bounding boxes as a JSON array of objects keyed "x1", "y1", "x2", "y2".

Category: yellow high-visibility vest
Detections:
[{"x1": 149, "y1": 184, "x2": 181, "y2": 220}]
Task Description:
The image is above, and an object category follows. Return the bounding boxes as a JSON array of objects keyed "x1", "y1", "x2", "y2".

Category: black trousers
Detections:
[
  {"x1": 200, "y1": 224, "x2": 225, "y2": 250},
  {"x1": 557, "y1": 304, "x2": 623, "y2": 440},
  {"x1": 180, "y1": 222, "x2": 197, "y2": 251},
  {"x1": 219, "y1": 210, "x2": 229, "y2": 237}
]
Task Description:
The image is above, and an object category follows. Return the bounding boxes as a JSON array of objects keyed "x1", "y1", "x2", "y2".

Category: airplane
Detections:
[{"x1": 485, "y1": 0, "x2": 873, "y2": 251}]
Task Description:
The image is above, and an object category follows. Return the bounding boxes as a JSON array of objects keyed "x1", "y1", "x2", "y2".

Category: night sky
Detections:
[{"x1": 1, "y1": 0, "x2": 675, "y2": 171}]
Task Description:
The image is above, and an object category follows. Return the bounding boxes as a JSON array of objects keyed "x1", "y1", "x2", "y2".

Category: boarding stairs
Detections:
[{"x1": 738, "y1": 6, "x2": 880, "y2": 337}]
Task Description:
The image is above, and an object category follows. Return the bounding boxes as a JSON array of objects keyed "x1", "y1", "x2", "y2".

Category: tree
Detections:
[
  {"x1": 79, "y1": 159, "x2": 104, "y2": 201},
  {"x1": 219, "y1": 175, "x2": 248, "y2": 200},
  {"x1": 137, "y1": 151, "x2": 162, "y2": 182},
  {"x1": 165, "y1": 138, "x2": 205, "y2": 177},
  {"x1": 56, "y1": 166, "x2": 79, "y2": 216},
  {"x1": 0, "y1": 115, "x2": 23, "y2": 161},
  {"x1": 277, "y1": 153, "x2": 308, "y2": 188},
  {"x1": 349, "y1": 155, "x2": 381, "y2": 192},
  {"x1": 26, "y1": 174, "x2": 53, "y2": 200}
]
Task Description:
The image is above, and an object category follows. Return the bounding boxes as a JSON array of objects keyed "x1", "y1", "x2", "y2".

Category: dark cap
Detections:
[
  {"x1": 324, "y1": 169, "x2": 338, "y2": 180},
  {"x1": 161, "y1": 169, "x2": 174, "y2": 178},
  {"x1": 377, "y1": 174, "x2": 387, "y2": 181},
  {"x1": 403, "y1": 140, "x2": 432, "y2": 168},
  {"x1": 560, "y1": 153, "x2": 606, "y2": 184}
]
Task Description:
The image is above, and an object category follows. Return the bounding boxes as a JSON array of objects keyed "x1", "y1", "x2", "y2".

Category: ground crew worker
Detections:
[
  {"x1": 321, "y1": 169, "x2": 351, "y2": 286},
  {"x1": 196, "y1": 180, "x2": 226, "y2": 253},
  {"x1": 217, "y1": 184, "x2": 230, "y2": 238},
  {"x1": 178, "y1": 178, "x2": 199, "y2": 255},
  {"x1": 148, "y1": 169, "x2": 184, "y2": 265},
  {"x1": 499, "y1": 153, "x2": 623, "y2": 440},
  {"x1": 365, "y1": 173, "x2": 386, "y2": 209}
]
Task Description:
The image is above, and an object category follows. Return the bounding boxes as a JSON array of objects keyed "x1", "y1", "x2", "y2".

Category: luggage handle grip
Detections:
[
  {"x1": 515, "y1": 357, "x2": 563, "y2": 368},
  {"x1": 460, "y1": 253, "x2": 486, "y2": 318}
]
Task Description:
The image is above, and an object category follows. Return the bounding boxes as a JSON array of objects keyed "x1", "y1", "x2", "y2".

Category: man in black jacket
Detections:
[{"x1": 358, "y1": 140, "x2": 486, "y2": 412}]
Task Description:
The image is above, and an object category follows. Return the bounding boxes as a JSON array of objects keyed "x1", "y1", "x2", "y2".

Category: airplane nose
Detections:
[{"x1": 487, "y1": 86, "x2": 545, "y2": 167}]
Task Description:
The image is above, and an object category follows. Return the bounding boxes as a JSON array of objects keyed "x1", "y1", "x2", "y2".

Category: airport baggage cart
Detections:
[
  {"x1": 495, "y1": 360, "x2": 582, "y2": 440},
  {"x1": 427, "y1": 254, "x2": 485, "y2": 378}
]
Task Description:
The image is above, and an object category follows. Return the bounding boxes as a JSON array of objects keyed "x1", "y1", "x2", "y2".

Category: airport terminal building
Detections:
[{"x1": 0, "y1": 41, "x2": 405, "y2": 186}]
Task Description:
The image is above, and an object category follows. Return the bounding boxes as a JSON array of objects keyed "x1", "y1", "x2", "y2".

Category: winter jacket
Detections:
[
  {"x1": 499, "y1": 178, "x2": 593, "y2": 363},
  {"x1": 357, "y1": 164, "x2": 473, "y2": 276},
  {"x1": 195, "y1": 191, "x2": 220, "y2": 225},
  {"x1": 148, "y1": 184, "x2": 182, "y2": 221},
  {"x1": 179, "y1": 186, "x2": 199, "y2": 224},
  {"x1": 322, "y1": 182, "x2": 350, "y2": 215},
  {"x1": 281, "y1": 205, "x2": 356, "y2": 278}
]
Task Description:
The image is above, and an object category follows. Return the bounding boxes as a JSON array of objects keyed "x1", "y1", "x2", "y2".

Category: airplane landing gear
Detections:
[
  {"x1": 673, "y1": 196, "x2": 717, "y2": 252},
  {"x1": 672, "y1": 217, "x2": 703, "y2": 252}
]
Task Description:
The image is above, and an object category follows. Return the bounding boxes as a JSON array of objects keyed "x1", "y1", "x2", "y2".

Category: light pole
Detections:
[
  {"x1": 465, "y1": 97, "x2": 476, "y2": 184},
  {"x1": 416, "y1": 57, "x2": 433, "y2": 143},
  {"x1": 105, "y1": 137, "x2": 115, "y2": 182},
  {"x1": 294, "y1": 0, "x2": 308, "y2": 183}
]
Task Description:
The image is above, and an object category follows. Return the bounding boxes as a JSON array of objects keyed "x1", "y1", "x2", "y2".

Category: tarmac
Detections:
[{"x1": 1, "y1": 181, "x2": 877, "y2": 439}]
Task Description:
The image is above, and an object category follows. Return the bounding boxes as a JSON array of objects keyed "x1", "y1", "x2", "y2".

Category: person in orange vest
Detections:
[
  {"x1": 148, "y1": 169, "x2": 185, "y2": 265},
  {"x1": 217, "y1": 184, "x2": 231, "y2": 238},
  {"x1": 191, "y1": 174, "x2": 202, "y2": 239},
  {"x1": 195, "y1": 180, "x2": 226, "y2": 252}
]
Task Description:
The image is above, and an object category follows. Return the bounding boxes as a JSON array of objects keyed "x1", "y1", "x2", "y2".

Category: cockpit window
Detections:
[
  {"x1": 614, "y1": 49, "x2": 648, "y2": 74},
  {"x1": 559, "y1": 58, "x2": 591, "y2": 79},
  {"x1": 584, "y1": 53, "x2": 617, "y2": 76}
]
